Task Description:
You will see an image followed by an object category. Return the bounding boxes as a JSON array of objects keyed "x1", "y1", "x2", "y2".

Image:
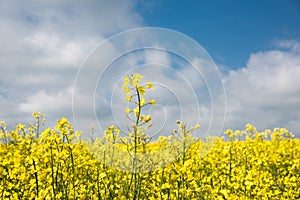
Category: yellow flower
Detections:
[
  {"x1": 132, "y1": 74, "x2": 143, "y2": 87},
  {"x1": 99, "y1": 172, "x2": 106, "y2": 179},
  {"x1": 194, "y1": 124, "x2": 200, "y2": 130},
  {"x1": 146, "y1": 81, "x2": 154, "y2": 89},
  {"x1": 246, "y1": 123, "x2": 256, "y2": 132},
  {"x1": 149, "y1": 99, "x2": 156, "y2": 105},
  {"x1": 16, "y1": 123, "x2": 26, "y2": 130},
  {"x1": 133, "y1": 107, "x2": 139, "y2": 117},
  {"x1": 59, "y1": 117, "x2": 68, "y2": 126},
  {"x1": 125, "y1": 95, "x2": 132, "y2": 102},
  {"x1": 162, "y1": 183, "x2": 170, "y2": 189},
  {"x1": 137, "y1": 86, "x2": 146, "y2": 95},
  {"x1": 144, "y1": 115, "x2": 151, "y2": 123},
  {"x1": 140, "y1": 96, "x2": 146, "y2": 106},
  {"x1": 122, "y1": 85, "x2": 130, "y2": 95},
  {"x1": 123, "y1": 75, "x2": 130, "y2": 85},
  {"x1": 32, "y1": 111, "x2": 41, "y2": 118},
  {"x1": 125, "y1": 107, "x2": 131, "y2": 114}
]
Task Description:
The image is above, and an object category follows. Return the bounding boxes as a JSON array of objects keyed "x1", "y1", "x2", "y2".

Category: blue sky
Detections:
[
  {"x1": 137, "y1": 0, "x2": 300, "y2": 69},
  {"x1": 0, "y1": 0, "x2": 300, "y2": 138}
]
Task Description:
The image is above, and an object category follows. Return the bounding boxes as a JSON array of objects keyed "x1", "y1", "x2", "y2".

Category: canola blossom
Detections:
[{"x1": 0, "y1": 74, "x2": 299, "y2": 199}]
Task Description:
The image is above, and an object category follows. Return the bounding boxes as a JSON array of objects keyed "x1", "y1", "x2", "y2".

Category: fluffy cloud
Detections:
[
  {"x1": 224, "y1": 40, "x2": 300, "y2": 137},
  {"x1": 0, "y1": 0, "x2": 142, "y2": 129}
]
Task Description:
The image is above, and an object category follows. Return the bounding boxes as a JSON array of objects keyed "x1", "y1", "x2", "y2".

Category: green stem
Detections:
[
  {"x1": 66, "y1": 135, "x2": 76, "y2": 199},
  {"x1": 36, "y1": 116, "x2": 40, "y2": 139},
  {"x1": 0, "y1": 126, "x2": 8, "y2": 146},
  {"x1": 132, "y1": 87, "x2": 142, "y2": 200},
  {"x1": 50, "y1": 147, "x2": 56, "y2": 199},
  {"x1": 32, "y1": 159, "x2": 39, "y2": 197}
]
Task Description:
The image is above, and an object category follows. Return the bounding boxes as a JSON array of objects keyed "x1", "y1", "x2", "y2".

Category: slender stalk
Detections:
[
  {"x1": 132, "y1": 86, "x2": 141, "y2": 200},
  {"x1": 66, "y1": 135, "x2": 76, "y2": 199},
  {"x1": 36, "y1": 116, "x2": 40, "y2": 139},
  {"x1": 69, "y1": 147, "x2": 76, "y2": 199},
  {"x1": 0, "y1": 126, "x2": 8, "y2": 146},
  {"x1": 50, "y1": 147, "x2": 56, "y2": 199},
  {"x1": 32, "y1": 159, "x2": 39, "y2": 197}
]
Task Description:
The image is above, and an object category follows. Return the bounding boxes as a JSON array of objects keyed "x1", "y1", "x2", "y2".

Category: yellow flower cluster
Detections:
[
  {"x1": 0, "y1": 74, "x2": 299, "y2": 199},
  {"x1": 1, "y1": 116, "x2": 299, "y2": 199}
]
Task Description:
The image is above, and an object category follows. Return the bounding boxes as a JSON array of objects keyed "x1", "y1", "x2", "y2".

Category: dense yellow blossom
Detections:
[
  {"x1": 0, "y1": 74, "x2": 299, "y2": 199},
  {"x1": 0, "y1": 115, "x2": 300, "y2": 199}
]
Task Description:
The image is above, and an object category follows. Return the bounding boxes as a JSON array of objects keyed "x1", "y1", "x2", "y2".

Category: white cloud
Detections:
[
  {"x1": 276, "y1": 39, "x2": 300, "y2": 52},
  {"x1": 25, "y1": 32, "x2": 84, "y2": 68},
  {"x1": 19, "y1": 89, "x2": 72, "y2": 113},
  {"x1": 224, "y1": 40, "x2": 300, "y2": 137},
  {"x1": 0, "y1": 0, "x2": 142, "y2": 129}
]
